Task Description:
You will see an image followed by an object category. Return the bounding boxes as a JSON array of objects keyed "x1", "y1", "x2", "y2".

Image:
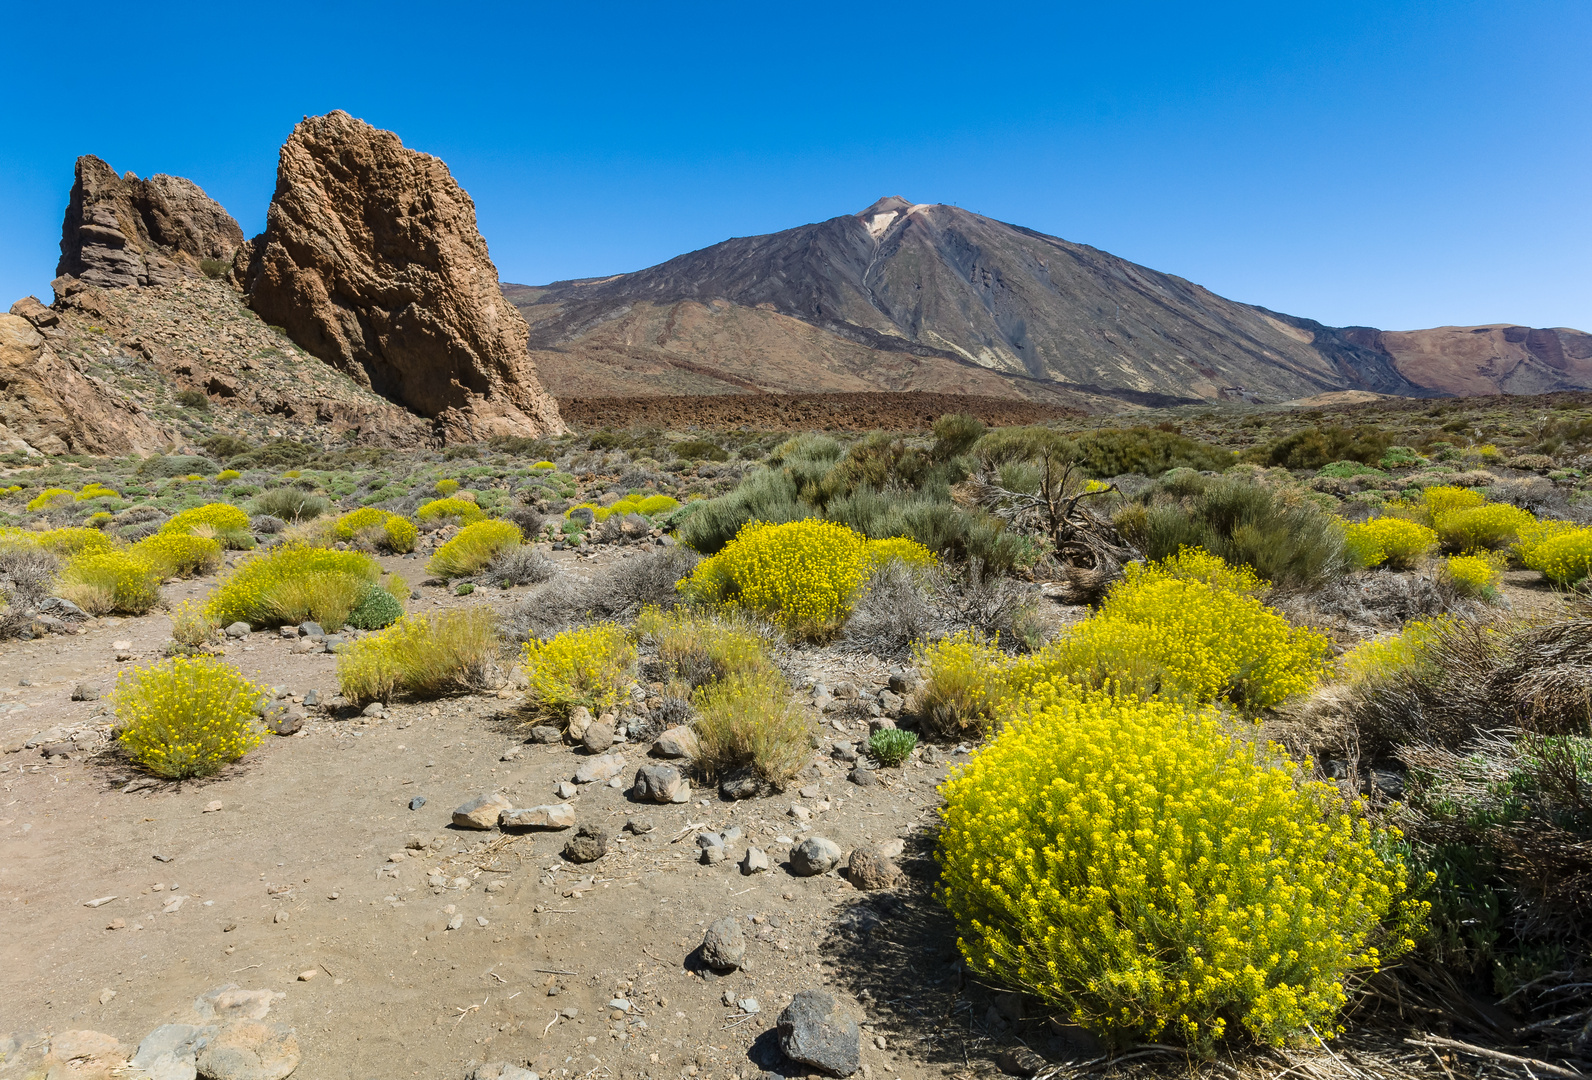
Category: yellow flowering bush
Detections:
[
  {"x1": 1433, "y1": 503, "x2": 1535, "y2": 552},
  {"x1": 938, "y1": 686, "x2": 1422, "y2": 1050},
  {"x1": 1519, "y1": 525, "x2": 1592, "y2": 586},
  {"x1": 914, "y1": 631, "x2": 1013, "y2": 737},
  {"x1": 76, "y1": 482, "x2": 120, "y2": 501},
  {"x1": 26, "y1": 487, "x2": 73, "y2": 511},
  {"x1": 521, "y1": 623, "x2": 636, "y2": 718},
  {"x1": 383, "y1": 515, "x2": 418, "y2": 553},
  {"x1": 416, "y1": 496, "x2": 484, "y2": 525},
  {"x1": 1342, "y1": 517, "x2": 1438, "y2": 569},
  {"x1": 113, "y1": 657, "x2": 265, "y2": 779},
  {"x1": 1337, "y1": 616, "x2": 1455, "y2": 684},
  {"x1": 678, "y1": 519, "x2": 875, "y2": 640},
  {"x1": 692, "y1": 669, "x2": 811, "y2": 786},
  {"x1": 56, "y1": 551, "x2": 162, "y2": 615},
  {"x1": 866, "y1": 535, "x2": 939, "y2": 571},
  {"x1": 332, "y1": 506, "x2": 389, "y2": 540},
  {"x1": 205, "y1": 545, "x2": 382, "y2": 628},
  {"x1": 337, "y1": 608, "x2": 497, "y2": 705},
  {"x1": 427, "y1": 519, "x2": 522, "y2": 577},
  {"x1": 532, "y1": 460, "x2": 556, "y2": 470},
  {"x1": 1418, "y1": 485, "x2": 1486, "y2": 521},
  {"x1": 132, "y1": 533, "x2": 223, "y2": 578},
  {"x1": 435, "y1": 478, "x2": 461, "y2": 496},
  {"x1": 38, "y1": 527, "x2": 114, "y2": 558},
  {"x1": 637, "y1": 494, "x2": 681, "y2": 516},
  {"x1": 634, "y1": 607, "x2": 776, "y2": 689},
  {"x1": 217, "y1": 469, "x2": 241, "y2": 481},
  {"x1": 1442, "y1": 553, "x2": 1502, "y2": 599},
  {"x1": 162, "y1": 503, "x2": 253, "y2": 548}
]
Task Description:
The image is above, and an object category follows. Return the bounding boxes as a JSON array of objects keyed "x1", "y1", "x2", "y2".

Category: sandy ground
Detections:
[{"x1": 0, "y1": 550, "x2": 999, "y2": 1080}]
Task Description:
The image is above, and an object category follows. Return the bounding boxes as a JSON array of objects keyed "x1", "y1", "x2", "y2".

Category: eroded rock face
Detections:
[
  {"x1": 240, "y1": 110, "x2": 565, "y2": 441},
  {"x1": 0, "y1": 312, "x2": 174, "y2": 455},
  {"x1": 56, "y1": 155, "x2": 243, "y2": 289}
]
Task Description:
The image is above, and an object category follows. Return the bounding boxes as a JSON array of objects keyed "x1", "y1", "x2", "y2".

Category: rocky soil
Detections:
[{"x1": 0, "y1": 548, "x2": 1020, "y2": 1080}]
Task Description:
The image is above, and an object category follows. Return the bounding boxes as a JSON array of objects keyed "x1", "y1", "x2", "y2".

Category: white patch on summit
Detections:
[{"x1": 864, "y1": 210, "x2": 899, "y2": 240}]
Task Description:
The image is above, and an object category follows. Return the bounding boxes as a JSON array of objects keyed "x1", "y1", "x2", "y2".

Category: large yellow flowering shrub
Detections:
[
  {"x1": 132, "y1": 533, "x2": 223, "y2": 578},
  {"x1": 56, "y1": 551, "x2": 162, "y2": 615},
  {"x1": 383, "y1": 515, "x2": 418, "y2": 553},
  {"x1": 1432, "y1": 503, "x2": 1535, "y2": 552},
  {"x1": 521, "y1": 623, "x2": 636, "y2": 718},
  {"x1": 337, "y1": 609, "x2": 497, "y2": 705},
  {"x1": 1336, "y1": 616, "x2": 1456, "y2": 685},
  {"x1": 332, "y1": 506, "x2": 389, "y2": 540},
  {"x1": 416, "y1": 496, "x2": 484, "y2": 525},
  {"x1": 162, "y1": 503, "x2": 254, "y2": 548},
  {"x1": 1417, "y1": 485, "x2": 1486, "y2": 521},
  {"x1": 113, "y1": 657, "x2": 265, "y2": 779},
  {"x1": 1342, "y1": 517, "x2": 1438, "y2": 569},
  {"x1": 427, "y1": 519, "x2": 522, "y2": 578},
  {"x1": 37, "y1": 527, "x2": 114, "y2": 558},
  {"x1": 26, "y1": 487, "x2": 73, "y2": 511},
  {"x1": 679, "y1": 519, "x2": 933, "y2": 640},
  {"x1": 1519, "y1": 524, "x2": 1592, "y2": 586},
  {"x1": 565, "y1": 493, "x2": 682, "y2": 523},
  {"x1": 938, "y1": 686, "x2": 1422, "y2": 1050},
  {"x1": 205, "y1": 545, "x2": 382, "y2": 628}
]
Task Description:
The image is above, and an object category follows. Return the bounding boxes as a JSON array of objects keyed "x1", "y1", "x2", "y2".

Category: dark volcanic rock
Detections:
[
  {"x1": 239, "y1": 110, "x2": 565, "y2": 442},
  {"x1": 777, "y1": 990, "x2": 860, "y2": 1077}
]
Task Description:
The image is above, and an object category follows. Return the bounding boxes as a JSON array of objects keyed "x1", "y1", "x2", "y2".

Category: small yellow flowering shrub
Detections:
[
  {"x1": 678, "y1": 519, "x2": 875, "y2": 640},
  {"x1": 866, "y1": 535, "x2": 938, "y2": 571},
  {"x1": 416, "y1": 496, "x2": 483, "y2": 525},
  {"x1": 38, "y1": 527, "x2": 113, "y2": 558},
  {"x1": 938, "y1": 687, "x2": 1421, "y2": 1050},
  {"x1": 692, "y1": 670, "x2": 811, "y2": 786},
  {"x1": 383, "y1": 515, "x2": 418, "y2": 553},
  {"x1": 1418, "y1": 485, "x2": 1486, "y2": 521},
  {"x1": 1442, "y1": 553, "x2": 1502, "y2": 600},
  {"x1": 914, "y1": 631, "x2": 1013, "y2": 737},
  {"x1": 435, "y1": 478, "x2": 461, "y2": 496},
  {"x1": 427, "y1": 519, "x2": 522, "y2": 577},
  {"x1": 132, "y1": 533, "x2": 223, "y2": 578},
  {"x1": 521, "y1": 623, "x2": 636, "y2": 719},
  {"x1": 635, "y1": 607, "x2": 776, "y2": 689},
  {"x1": 217, "y1": 469, "x2": 241, "y2": 481},
  {"x1": 76, "y1": 482, "x2": 120, "y2": 501},
  {"x1": 1519, "y1": 525, "x2": 1592, "y2": 586},
  {"x1": 1433, "y1": 503, "x2": 1535, "y2": 552},
  {"x1": 1337, "y1": 616, "x2": 1456, "y2": 684},
  {"x1": 206, "y1": 546, "x2": 381, "y2": 628},
  {"x1": 637, "y1": 494, "x2": 681, "y2": 516},
  {"x1": 1342, "y1": 517, "x2": 1439, "y2": 569},
  {"x1": 56, "y1": 551, "x2": 162, "y2": 615},
  {"x1": 26, "y1": 487, "x2": 73, "y2": 511},
  {"x1": 168, "y1": 599, "x2": 219, "y2": 649},
  {"x1": 532, "y1": 460, "x2": 556, "y2": 470},
  {"x1": 332, "y1": 506, "x2": 389, "y2": 540},
  {"x1": 162, "y1": 503, "x2": 253, "y2": 548},
  {"x1": 113, "y1": 657, "x2": 265, "y2": 779},
  {"x1": 337, "y1": 608, "x2": 497, "y2": 705}
]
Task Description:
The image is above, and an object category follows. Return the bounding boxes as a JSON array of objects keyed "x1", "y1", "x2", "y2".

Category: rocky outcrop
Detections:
[
  {"x1": 240, "y1": 111, "x2": 564, "y2": 441},
  {"x1": 1331, "y1": 324, "x2": 1592, "y2": 397},
  {"x1": 55, "y1": 156, "x2": 243, "y2": 289},
  {"x1": 0, "y1": 311, "x2": 174, "y2": 455}
]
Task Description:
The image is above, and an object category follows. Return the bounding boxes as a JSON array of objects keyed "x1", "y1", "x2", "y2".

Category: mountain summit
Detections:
[{"x1": 507, "y1": 199, "x2": 1590, "y2": 405}]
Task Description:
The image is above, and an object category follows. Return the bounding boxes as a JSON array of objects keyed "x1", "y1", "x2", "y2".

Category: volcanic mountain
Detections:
[{"x1": 507, "y1": 197, "x2": 1592, "y2": 406}]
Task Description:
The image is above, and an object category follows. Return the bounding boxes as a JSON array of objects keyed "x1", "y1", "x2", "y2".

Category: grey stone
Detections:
[
  {"x1": 719, "y1": 772, "x2": 766, "y2": 800},
  {"x1": 849, "y1": 767, "x2": 879, "y2": 788},
  {"x1": 298, "y1": 622, "x2": 324, "y2": 639},
  {"x1": 223, "y1": 622, "x2": 250, "y2": 639},
  {"x1": 777, "y1": 990, "x2": 860, "y2": 1077},
  {"x1": 469, "y1": 1063, "x2": 539, "y2": 1080},
  {"x1": 301, "y1": 689, "x2": 318, "y2": 707},
  {"x1": 998, "y1": 1046, "x2": 1048, "y2": 1077},
  {"x1": 830, "y1": 741, "x2": 858, "y2": 762},
  {"x1": 131, "y1": 1023, "x2": 207, "y2": 1080},
  {"x1": 877, "y1": 689, "x2": 904, "y2": 716},
  {"x1": 574, "y1": 753, "x2": 625, "y2": 784},
  {"x1": 555, "y1": 781, "x2": 578, "y2": 799},
  {"x1": 194, "y1": 1020, "x2": 299, "y2": 1080},
  {"x1": 651, "y1": 726, "x2": 698, "y2": 759},
  {"x1": 625, "y1": 816, "x2": 655, "y2": 834},
  {"x1": 701, "y1": 916, "x2": 745, "y2": 970},
  {"x1": 277, "y1": 627, "x2": 296, "y2": 639},
  {"x1": 700, "y1": 843, "x2": 726, "y2": 866},
  {"x1": 740, "y1": 847, "x2": 769, "y2": 875},
  {"x1": 499, "y1": 803, "x2": 576, "y2": 830},
  {"x1": 581, "y1": 721, "x2": 615, "y2": 753},
  {"x1": 868, "y1": 716, "x2": 896, "y2": 733},
  {"x1": 361, "y1": 701, "x2": 384, "y2": 718},
  {"x1": 71, "y1": 683, "x2": 101, "y2": 701},
  {"x1": 263, "y1": 707, "x2": 304, "y2": 736},
  {"x1": 887, "y1": 672, "x2": 917, "y2": 694},
  {"x1": 409, "y1": 796, "x2": 427, "y2": 811},
  {"x1": 321, "y1": 635, "x2": 346, "y2": 652},
  {"x1": 738, "y1": 997, "x2": 760, "y2": 1015},
  {"x1": 632, "y1": 764, "x2": 689, "y2": 803},
  {"x1": 448, "y1": 914, "x2": 464, "y2": 930},
  {"x1": 191, "y1": 985, "x2": 284, "y2": 1022},
  {"x1": 41, "y1": 596, "x2": 87, "y2": 619},
  {"x1": 790, "y1": 836, "x2": 842, "y2": 876},
  {"x1": 452, "y1": 792, "x2": 512, "y2": 830},
  {"x1": 529, "y1": 724, "x2": 562, "y2": 744},
  {"x1": 565, "y1": 705, "x2": 594, "y2": 741},
  {"x1": 847, "y1": 847, "x2": 905, "y2": 890},
  {"x1": 561, "y1": 824, "x2": 608, "y2": 863}
]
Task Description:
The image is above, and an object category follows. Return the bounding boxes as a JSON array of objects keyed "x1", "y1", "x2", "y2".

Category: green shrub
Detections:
[
  {"x1": 673, "y1": 439, "x2": 729, "y2": 462},
  {"x1": 337, "y1": 609, "x2": 496, "y2": 705},
  {"x1": 427, "y1": 519, "x2": 522, "y2": 578},
  {"x1": 868, "y1": 728, "x2": 917, "y2": 766},
  {"x1": 1253, "y1": 425, "x2": 1392, "y2": 470},
  {"x1": 345, "y1": 579, "x2": 407, "y2": 630},
  {"x1": 136, "y1": 454, "x2": 219, "y2": 479},
  {"x1": 228, "y1": 438, "x2": 315, "y2": 470},
  {"x1": 205, "y1": 545, "x2": 382, "y2": 629},
  {"x1": 692, "y1": 670, "x2": 811, "y2": 787},
  {"x1": 113, "y1": 657, "x2": 265, "y2": 779},
  {"x1": 938, "y1": 687, "x2": 1421, "y2": 1050},
  {"x1": 1074, "y1": 426, "x2": 1232, "y2": 477},
  {"x1": 521, "y1": 623, "x2": 636, "y2": 718},
  {"x1": 634, "y1": 607, "x2": 776, "y2": 689},
  {"x1": 250, "y1": 487, "x2": 329, "y2": 522},
  {"x1": 200, "y1": 434, "x2": 253, "y2": 461},
  {"x1": 1317, "y1": 460, "x2": 1387, "y2": 479},
  {"x1": 168, "y1": 599, "x2": 219, "y2": 649}
]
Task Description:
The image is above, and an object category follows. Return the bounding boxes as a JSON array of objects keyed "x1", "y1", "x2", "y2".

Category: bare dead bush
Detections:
[{"x1": 0, "y1": 543, "x2": 58, "y2": 639}]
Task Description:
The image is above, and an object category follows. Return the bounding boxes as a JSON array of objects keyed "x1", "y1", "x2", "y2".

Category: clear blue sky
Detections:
[{"x1": 2, "y1": 1, "x2": 1587, "y2": 332}]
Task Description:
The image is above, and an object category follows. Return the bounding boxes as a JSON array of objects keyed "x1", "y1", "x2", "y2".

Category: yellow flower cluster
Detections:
[
  {"x1": 416, "y1": 496, "x2": 485, "y2": 525},
  {"x1": 132, "y1": 533, "x2": 223, "y2": 578},
  {"x1": 113, "y1": 656, "x2": 265, "y2": 779},
  {"x1": 205, "y1": 545, "x2": 382, "y2": 628},
  {"x1": 865, "y1": 535, "x2": 939, "y2": 572},
  {"x1": 37, "y1": 527, "x2": 114, "y2": 558},
  {"x1": 1442, "y1": 553, "x2": 1502, "y2": 599},
  {"x1": 565, "y1": 494, "x2": 682, "y2": 523},
  {"x1": 162, "y1": 502, "x2": 254, "y2": 549},
  {"x1": 1336, "y1": 616, "x2": 1455, "y2": 684},
  {"x1": 56, "y1": 550, "x2": 163, "y2": 615},
  {"x1": 384, "y1": 515, "x2": 418, "y2": 553},
  {"x1": 679, "y1": 519, "x2": 932, "y2": 641},
  {"x1": 427, "y1": 519, "x2": 522, "y2": 578},
  {"x1": 217, "y1": 469, "x2": 241, "y2": 481},
  {"x1": 1518, "y1": 522, "x2": 1592, "y2": 586},
  {"x1": 937, "y1": 685, "x2": 1423, "y2": 1049},
  {"x1": 1432, "y1": 503, "x2": 1535, "y2": 552},
  {"x1": 521, "y1": 623, "x2": 636, "y2": 718},
  {"x1": 532, "y1": 460, "x2": 557, "y2": 470},
  {"x1": 332, "y1": 506, "x2": 389, "y2": 540},
  {"x1": 1417, "y1": 484, "x2": 1486, "y2": 520},
  {"x1": 337, "y1": 608, "x2": 497, "y2": 705},
  {"x1": 1342, "y1": 517, "x2": 1438, "y2": 569},
  {"x1": 26, "y1": 487, "x2": 74, "y2": 511},
  {"x1": 435, "y1": 479, "x2": 461, "y2": 496},
  {"x1": 75, "y1": 482, "x2": 120, "y2": 501}
]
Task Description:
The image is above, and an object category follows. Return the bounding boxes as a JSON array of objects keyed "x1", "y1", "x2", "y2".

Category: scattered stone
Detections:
[
  {"x1": 790, "y1": 836, "x2": 842, "y2": 876},
  {"x1": 777, "y1": 990, "x2": 861, "y2": 1077},
  {"x1": 297, "y1": 969, "x2": 317, "y2": 982},
  {"x1": 847, "y1": 847, "x2": 906, "y2": 890},
  {"x1": 195, "y1": 1019, "x2": 300, "y2": 1080},
  {"x1": 131, "y1": 1023, "x2": 204, "y2": 1080},
  {"x1": 849, "y1": 768, "x2": 879, "y2": 788},
  {"x1": 740, "y1": 847, "x2": 770, "y2": 875},
  {"x1": 224, "y1": 622, "x2": 251, "y2": 639},
  {"x1": 476, "y1": 916, "x2": 489, "y2": 927},
  {"x1": 700, "y1": 844, "x2": 726, "y2": 866},
  {"x1": 71, "y1": 683, "x2": 101, "y2": 701},
  {"x1": 191, "y1": 985, "x2": 285, "y2": 1022},
  {"x1": 290, "y1": 640, "x2": 317, "y2": 655},
  {"x1": 500, "y1": 746, "x2": 524, "y2": 762},
  {"x1": 448, "y1": 914, "x2": 464, "y2": 931},
  {"x1": 719, "y1": 772, "x2": 766, "y2": 800},
  {"x1": 739, "y1": 997, "x2": 760, "y2": 1014},
  {"x1": 299, "y1": 622, "x2": 324, "y2": 639},
  {"x1": 301, "y1": 690, "x2": 319, "y2": 708},
  {"x1": 452, "y1": 792, "x2": 512, "y2": 830},
  {"x1": 499, "y1": 804, "x2": 576, "y2": 830},
  {"x1": 469, "y1": 1063, "x2": 539, "y2": 1080},
  {"x1": 788, "y1": 803, "x2": 812, "y2": 822},
  {"x1": 877, "y1": 838, "x2": 905, "y2": 859},
  {"x1": 625, "y1": 816, "x2": 655, "y2": 834},
  {"x1": 263, "y1": 707, "x2": 304, "y2": 736},
  {"x1": 998, "y1": 1046, "x2": 1048, "y2": 1077},
  {"x1": 573, "y1": 753, "x2": 625, "y2": 784},
  {"x1": 203, "y1": 800, "x2": 223, "y2": 813},
  {"x1": 41, "y1": 741, "x2": 73, "y2": 760},
  {"x1": 484, "y1": 880, "x2": 505, "y2": 893},
  {"x1": 99, "y1": 988, "x2": 116, "y2": 1004},
  {"x1": 581, "y1": 721, "x2": 615, "y2": 753},
  {"x1": 409, "y1": 796, "x2": 427, "y2": 811},
  {"x1": 555, "y1": 781, "x2": 578, "y2": 799},
  {"x1": 529, "y1": 725, "x2": 562, "y2": 744},
  {"x1": 566, "y1": 706, "x2": 594, "y2": 742},
  {"x1": 651, "y1": 726, "x2": 698, "y2": 759},
  {"x1": 278, "y1": 627, "x2": 297, "y2": 639},
  {"x1": 868, "y1": 716, "x2": 896, "y2": 733},
  {"x1": 360, "y1": 701, "x2": 384, "y2": 718},
  {"x1": 631, "y1": 764, "x2": 689, "y2": 803},
  {"x1": 561, "y1": 824, "x2": 609, "y2": 863},
  {"x1": 799, "y1": 785, "x2": 821, "y2": 799},
  {"x1": 701, "y1": 916, "x2": 746, "y2": 971}
]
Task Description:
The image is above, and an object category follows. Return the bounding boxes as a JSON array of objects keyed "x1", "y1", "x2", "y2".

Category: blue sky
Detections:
[{"x1": 2, "y1": 1, "x2": 1587, "y2": 331}]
